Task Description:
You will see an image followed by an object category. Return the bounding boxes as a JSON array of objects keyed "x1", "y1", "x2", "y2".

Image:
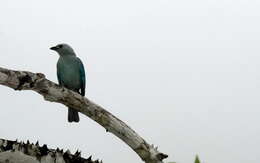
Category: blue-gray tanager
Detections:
[{"x1": 50, "y1": 43, "x2": 86, "y2": 123}]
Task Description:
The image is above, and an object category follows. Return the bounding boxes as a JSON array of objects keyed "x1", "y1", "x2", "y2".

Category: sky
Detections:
[{"x1": 0, "y1": 0, "x2": 260, "y2": 163}]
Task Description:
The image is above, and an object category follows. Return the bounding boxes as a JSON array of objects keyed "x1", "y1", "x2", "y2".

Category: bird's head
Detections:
[{"x1": 50, "y1": 43, "x2": 75, "y2": 56}]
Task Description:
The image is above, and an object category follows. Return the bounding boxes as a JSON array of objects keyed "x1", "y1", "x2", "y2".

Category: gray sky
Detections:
[{"x1": 0, "y1": 0, "x2": 260, "y2": 163}]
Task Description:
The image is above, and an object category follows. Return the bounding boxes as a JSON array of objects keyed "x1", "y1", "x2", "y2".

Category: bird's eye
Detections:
[{"x1": 58, "y1": 45, "x2": 63, "y2": 49}]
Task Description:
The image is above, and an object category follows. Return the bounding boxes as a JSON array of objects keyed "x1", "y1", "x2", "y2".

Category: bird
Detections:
[{"x1": 50, "y1": 43, "x2": 86, "y2": 123}]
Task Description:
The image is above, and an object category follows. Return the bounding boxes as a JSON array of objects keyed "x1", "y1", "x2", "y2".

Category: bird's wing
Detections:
[
  {"x1": 77, "y1": 57, "x2": 86, "y2": 96},
  {"x1": 57, "y1": 64, "x2": 63, "y2": 86}
]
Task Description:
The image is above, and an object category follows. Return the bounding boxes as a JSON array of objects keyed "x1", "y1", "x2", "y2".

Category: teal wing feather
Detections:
[
  {"x1": 57, "y1": 66, "x2": 63, "y2": 86},
  {"x1": 77, "y1": 57, "x2": 86, "y2": 96}
]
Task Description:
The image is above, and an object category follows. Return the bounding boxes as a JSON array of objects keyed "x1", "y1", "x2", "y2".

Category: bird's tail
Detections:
[{"x1": 68, "y1": 108, "x2": 80, "y2": 123}]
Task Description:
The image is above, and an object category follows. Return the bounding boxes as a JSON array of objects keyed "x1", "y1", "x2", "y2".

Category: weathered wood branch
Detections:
[
  {"x1": 0, "y1": 138, "x2": 100, "y2": 163},
  {"x1": 0, "y1": 67, "x2": 168, "y2": 163}
]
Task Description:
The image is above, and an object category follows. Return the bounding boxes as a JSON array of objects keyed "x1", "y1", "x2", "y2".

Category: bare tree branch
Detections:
[{"x1": 0, "y1": 67, "x2": 168, "y2": 163}]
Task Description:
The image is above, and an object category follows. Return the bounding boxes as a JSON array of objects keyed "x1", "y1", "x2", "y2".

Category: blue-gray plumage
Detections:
[{"x1": 50, "y1": 43, "x2": 86, "y2": 123}]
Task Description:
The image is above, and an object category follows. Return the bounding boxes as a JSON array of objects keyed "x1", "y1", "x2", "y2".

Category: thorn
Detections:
[
  {"x1": 77, "y1": 151, "x2": 81, "y2": 157},
  {"x1": 74, "y1": 150, "x2": 81, "y2": 157},
  {"x1": 40, "y1": 144, "x2": 48, "y2": 156},
  {"x1": 156, "y1": 153, "x2": 168, "y2": 160},
  {"x1": 65, "y1": 150, "x2": 71, "y2": 155},
  {"x1": 87, "y1": 156, "x2": 92, "y2": 161}
]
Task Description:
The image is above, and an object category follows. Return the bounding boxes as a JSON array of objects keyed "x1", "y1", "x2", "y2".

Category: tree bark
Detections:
[{"x1": 0, "y1": 67, "x2": 168, "y2": 163}]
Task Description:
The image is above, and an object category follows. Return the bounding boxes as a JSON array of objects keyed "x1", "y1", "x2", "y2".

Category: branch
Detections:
[
  {"x1": 0, "y1": 138, "x2": 100, "y2": 163},
  {"x1": 0, "y1": 67, "x2": 168, "y2": 163}
]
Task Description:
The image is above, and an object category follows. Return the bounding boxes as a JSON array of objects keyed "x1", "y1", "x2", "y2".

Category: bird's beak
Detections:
[{"x1": 50, "y1": 46, "x2": 58, "y2": 51}]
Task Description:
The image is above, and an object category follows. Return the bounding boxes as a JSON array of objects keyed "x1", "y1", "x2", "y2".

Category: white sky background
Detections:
[{"x1": 0, "y1": 0, "x2": 260, "y2": 163}]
